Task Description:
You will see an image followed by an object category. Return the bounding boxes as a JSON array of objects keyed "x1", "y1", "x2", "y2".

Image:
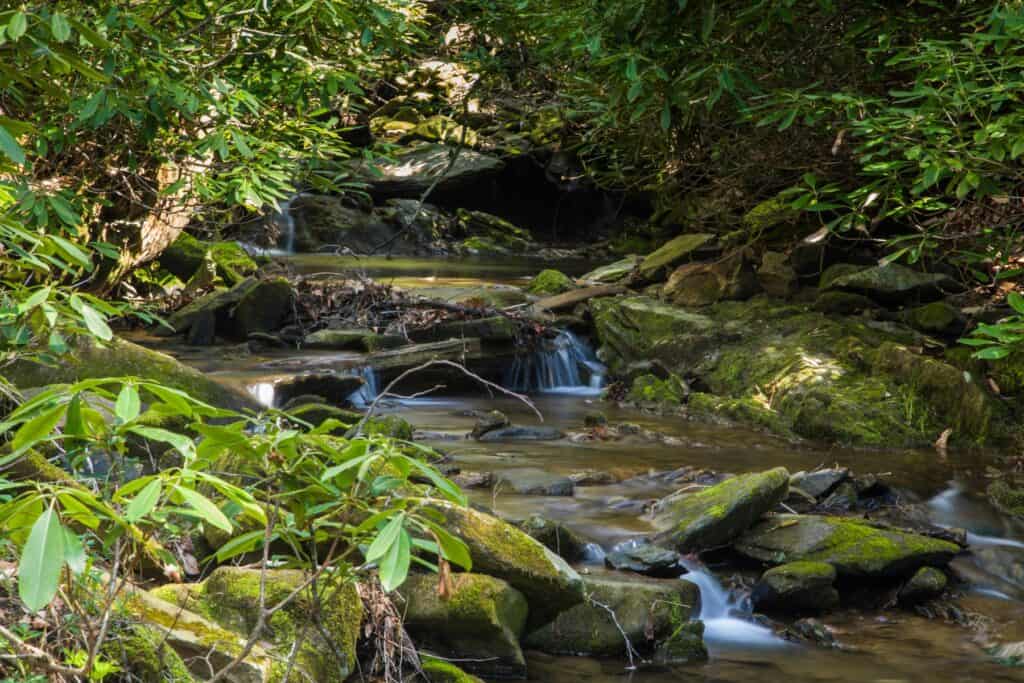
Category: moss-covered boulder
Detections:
[
  {"x1": 406, "y1": 115, "x2": 479, "y2": 147},
  {"x1": 351, "y1": 414, "x2": 414, "y2": 440},
  {"x1": 527, "y1": 269, "x2": 575, "y2": 296},
  {"x1": 751, "y1": 561, "x2": 839, "y2": 613},
  {"x1": 651, "y1": 468, "x2": 790, "y2": 552},
  {"x1": 626, "y1": 373, "x2": 688, "y2": 407},
  {"x1": 736, "y1": 515, "x2": 961, "y2": 578},
  {"x1": 663, "y1": 248, "x2": 760, "y2": 307},
  {"x1": 101, "y1": 623, "x2": 197, "y2": 683},
  {"x1": 160, "y1": 232, "x2": 256, "y2": 285},
  {"x1": 153, "y1": 567, "x2": 362, "y2": 683},
  {"x1": 821, "y1": 262, "x2": 958, "y2": 304},
  {"x1": 455, "y1": 209, "x2": 533, "y2": 254},
  {"x1": 397, "y1": 573, "x2": 528, "y2": 678},
  {"x1": 987, "y1": 479, "x2": 1024, "y2": 519},
  {"x1": 903, "y1": 302, "x2": 963, "y2": 335},
  {"x1": 420, "y1": 656, "x2": 486, "y2": 683},
  {"x1": 522, "y1": 573, "x2": 702, "y2": 659},
  {"x1": 758, "y1": 251, "x2": 798, "y2": 298},
  {"x1": 812, "y1": 291, "x2": 877, "y2": 315},
  {"x1": 580, "y1": 256, "x2": 642, "y2": 284},
  {"x1": 232, "y1": 277, "x2": 295, "y2": 337},
  {"x1": 418, "y1": 500, "x2": 584, "y2": 626},
  {"x1": 518, "y1": 514, "x2": 591, "y2": 562},
  {"x1": 638, "y1": 233, "x2": 715, "y2": 282},
  {"x1": 742, "y1": 194, "x2": 801, "y2": 238},
  {"x1": 898, "y1": 566, "x2": 948, "y2": 605},
  {"x1": 162, "y1": 278, "x2": 258, "y2": 336},
  {"x1": 3, "y1": 336, "x2": 257, "y2": 411}
]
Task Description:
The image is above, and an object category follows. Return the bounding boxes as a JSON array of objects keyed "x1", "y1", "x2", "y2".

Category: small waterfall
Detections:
[
  {"x1": 248, "y1": 382, "x2": 276, "y2": 408},
  {"x1": 275, "y1": 193, "x2": 298, "y2": 254},
  {"x1": 679, "y1": 559, "x2": 783, "y2": 649},
  {"x1": 504, "y1": 330, "x2": 606, "y2": 396},
  {"x1": 346, "y1": 367, "x2": 380, "y2": 408}
]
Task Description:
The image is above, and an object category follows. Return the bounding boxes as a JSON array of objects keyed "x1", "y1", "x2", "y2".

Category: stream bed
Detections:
[{"x1": 150, "y1": 255, "x2": 1024, "y2": 683}]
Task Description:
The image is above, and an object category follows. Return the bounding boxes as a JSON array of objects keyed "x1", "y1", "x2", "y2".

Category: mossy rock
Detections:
[
  {"x1": 898, "y1": 566, "x2": 948, "y2": 605},
  {"x1": 984, "y1": 350, "x2": 1024, "y2": 398},
  {"x1": 652, "y1": 617, "x2": 708, "y2": 665},
  {"x1": 232, "y1": 277, "x2": 295, "y2": 337},
  {"x1": 161, "y1": 232, "x2": 256, "y2": 285},
  {"x1": 410, "y1": 316, "x2": 518, "y2": 345},
  {"x1": 397, "y1": 573, "x2": 528, "y2": 678},
  {"x1": 812, "y1": 291, "x2": 877, "y2": 315},
  {"x1": 350, "y1": 414, "x2": 414, "y2": 440},
  {"x1": 751, "y1": 561, "x2": 839, "y2": 613},
  {"x1": 903, "y1": 301, "x2": 963, "y2": 335},
  {"x1": 638, "y1": 233, "x2": 715, "y2": 282},
  {"x1": 686, "y1": 393, "x2": 791, "y2": 436},
  {"x1": 626, "y1": 373, "x2": 688, "y2": 407},
  {"x1": 527, "y1": 269, "x2": 575, "y2": 296},
  {"x1": 821, "y1": 262, "x2": 957, "y2": 304},
  {"x1": 651, "y1": 467, "x2": 790, "y2": 552},
  {"x1": 405, "y1": 115, "x2": 479, "y2": 147},
  {"x1": 663, "y1": 247, "x2": 759, "y2": 307},
  {"x1": 742, "y1": 195, "x2": 801, "y2": 238},
  {"x1": 162, "y1": 278, "x2": 258, "y2": 336},
  {"x1": 518, "y1": 514, "x2": 590, "y2": 562},
  {"x1": 736, "y1": 515, "x2": 961, "y2": 578},
  {"x1": 987, "y1": 479, "x2": 1024, "y2": 519},
  {"x1": 101, "y1": 623, "x2": 196, "y2": 683},
  {"x1": 285, "y1": 401, "x2": 362, "y2": 431},
  {"x1": 2, "y1": 336, "x2": 257, "y2": 412},
  {"x1": 304, "y1": 328, "x2": 406, "y2": 352},
  {"x1": 418, "y1": 500, "x2": 584, "y2": 627},
  {"x1": 174, "y1": 567, "x2": 363, "y2": 683},
  {"x1": 522, "y1": 573, "x2": 701, "y2": 658},
  {"x1": 421, "y1": 656, "x2": 486, "y2": 683}
]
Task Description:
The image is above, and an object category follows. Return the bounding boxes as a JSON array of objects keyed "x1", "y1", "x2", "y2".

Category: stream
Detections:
[{"x1": 149, "y1": 255, "x2": 1024, "y2": 683}]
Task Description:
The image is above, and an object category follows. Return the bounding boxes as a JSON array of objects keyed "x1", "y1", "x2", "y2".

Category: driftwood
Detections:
[
  {"x1": 365, "y1": 338, "x2": 483, "y2": 373},
  {"x1": 531, "y1": 285, "x2": 627, "y2": 312}
]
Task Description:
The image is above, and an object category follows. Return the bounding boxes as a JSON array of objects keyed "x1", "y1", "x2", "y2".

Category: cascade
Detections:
[
  {"x1": 679, "y1": 558, "x2": 783, "y2": 649},
  {"x1": 346, "y1": 366, "x2": 380, "y2": 408},
  {"x1": 504, "y1": 330, "x2": 606, "y2": 395}
]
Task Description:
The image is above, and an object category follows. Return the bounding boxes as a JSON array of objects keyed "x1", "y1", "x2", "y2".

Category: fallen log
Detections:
[{"x1": 531, "y1": 285, "x2": 627, "y2": 312}]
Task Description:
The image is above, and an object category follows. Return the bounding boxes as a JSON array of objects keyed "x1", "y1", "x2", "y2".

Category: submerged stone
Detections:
[
  {"x1": 397, "y1": 573, "x2": 528, "y2": 679},
  {"x1": 522, "y1": 573, "x2": 701, "y2": 658},
  {"x1": 651, "y1": 467, "x2": 790, "y2": 552},
  {"x1": 751, "y1": 561, "x2": 839, "y2": 613},
  {"x1": 736, "y1": 515, "x2": 961, "y2": 578},
  {"x1": 477, "y1": 425, "x2": 565, "y2": 442}
]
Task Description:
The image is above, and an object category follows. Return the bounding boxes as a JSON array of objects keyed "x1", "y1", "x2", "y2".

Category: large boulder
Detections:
[
  {"x1": 160, "y1": 233, "x2": 257, "y2": 285},
  {"x1": 359, "y1": 144, "x2": 505, "y2": 198},
  {"x1": 397, "y1": 573, "x2": 528, "y2": 678},
  {"x1": 419, "y1": 500, "x2": 584, "y2": 626},
  {"x1": 821, "y1": 262, "x2": 958, "y2": 304},
  {"x1": 651, "y1": 468, "x2": 790, "y2": 552},
  {"x1": 735, "y1": 515, "x2": 961, "y2": 578},
  {"x1": 751, "y1": 561, "x2": 839, "y2": 612},
  {"x1": 151, "y1": 567, "x2": 362, "y2": 683},
  {"x1": 162, "y1": 278, "x2": 259, "y2": 336},
  {"x1": 232, "y1": 277, "x2": 294, "y2": 337},
  {"x1": 3, "y1": 336, "x2": 257, "y2": 411},
  {"x1": 522, "y1": 573, "x2": 703, "y2": 660},
  {"x1": 638, "y1": 233, "x2": 715, "y2": 282},
  {"x1": 662, "y1": 248, "x2": 759, "y2": 307}
]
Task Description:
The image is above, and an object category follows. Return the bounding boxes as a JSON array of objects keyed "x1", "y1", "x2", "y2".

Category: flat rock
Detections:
[
  {"x1": 493, "y1": 468, "x2": 575, "y2": 496},
  {"x1": 580, "y1": 256, "x2": 642, "y2": 284},
  {"x1": 638, "y1": 233, "x2": 716, "y2": 281},
  {"x1": 822, "y1": 262, "x2": 958, "y2": 303},
  {"x1": 604, "y1": 542, "x2": 683, "y2": 578},
  {"x1": 477, "y1": 425, "x2": 566, "y2": 442},
  {"x1": 651, "y1": 467, "x2": 790, "y2": 552},
  {"x1": 359, "y1": 144, "x2": 505, "y2": 198},
  {"x1": 792, "y1": 468, "x2": 850, "y2": 499},
  {"x1": 736, "y1": 515, "x2": 961, "y2": 578}
]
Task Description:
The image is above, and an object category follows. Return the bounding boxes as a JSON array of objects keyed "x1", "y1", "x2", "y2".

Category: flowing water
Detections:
[{"x1": 150, "y1": 254, "x2": 1024, "y2": 682}]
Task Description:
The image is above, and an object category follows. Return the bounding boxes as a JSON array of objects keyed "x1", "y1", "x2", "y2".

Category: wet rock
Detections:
[
  {"x1": 821, "y1": 262, "x2": 958, "y2": 304},
  {"x1": 736, "y1": 515, "x2": 961, "y2": 578},
  {"x1": 783, "y1": 617, "x2": 840, "y2": 648},
  {"x1": 303, "y1": 328, "x2": 406, "y2": 352},
  {"x1": 420, "y1": 656, "x2": 486, "y2": 683},
  {"x1": 580, "y1": 256, "x2": 642, "y2": 284},
  {"x1": 638, "y1": 233, "x2": 716, "y2": 282},
  {"x1": 757, "y1": 251, "x2": 798, "y2": 298},
  {"x1": 820, "y1": 481, "x2": 860, "y2": 512},
  {"x1": 418, "y1": 500, "x2": 585, "y2": 626},
  {"x1": 626, "y1": 373, "x2": 688, "y2": 407},
  {"x1": 414, "y1": 284, "x2": 528, "y2": 309},
  {"x1": 470, "y1": 410, "x2": 510, "y2": 438},
  {"x1": 791, "y1": 469, "x2": 849, "y2": 499},
  {"x1": 987, "y1": 479, "x2": 1024, "y2": 519},
  {"x1": 456, "y1": 209, "x2": 534, "y2": 255},
  {"x1": 451, "y1": 470, "x2": 494, "y2": 489},
  {"x1": 185, "y1": 308, "x2": 217, "y2": 346},
  {"x1": 527, "y1": 269, "x2": 575, "y2": 296},
  {"x1": 751, "y1": 561, "x2": 839, "y2": 612},
  {"x1": 663, "y1": 247, "x2": 760, "y2": 307},
  {"x1": 274, "y1": 372, "x2": 365, "y2": 407},
  {"x1": 522, "y1": 573, "x2": 702, "y2": 658},
  {"x1": 898, "y1": 566, "x2": 948, "y2": 605},
  {"x1": 651, "y1": 467, "x2": 790, "y2": 553},
  {"x1": 569, "y1": 470, "x2": 617, "y2": 486},
  {"x1": 493, "y1": 468, "x2": 575, "y2": 496},
  {"x1": 652, "y1": 619, "x2": 708, "y2": 664},
  {"x1": 358, "y1": 143, "x2": 505, "y2": 199},
  {"x1": 519, "y1": 514, "x2": 590, "y2": 562},
  {"x1": 397, "y1": 573, "x2": 528, "y2": 679},
  {"x1": 161, "y1": 278, "x2": 258, "y2": 336},
  {"x1": 604, "y1": 542, "x2": 684, "y2": 578},
  {"x1": 477, "y1": 425, "x2": 566, "y2": 442},
  {"x1": 232, "y1": 277, "x2": 295, "y2": 337}
]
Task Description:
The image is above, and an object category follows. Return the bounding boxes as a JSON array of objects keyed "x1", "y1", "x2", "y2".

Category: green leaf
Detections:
[
  {"x1": 974, "y1": 346, "x2": 1010, "y2": 360},
  {"x1": 8, "y1": 12, "x2": 27, "y2": 41},
  {"x1": 62, "y1": 526, "x2": 86, "y2": 574},
  {"x1": 421, "y1": 519, "x2": 472, "y2": 570},
  {"x1": 47, "y1": 195, "x2": 80, "y2": 227},
  {"x1": 49, "y1": 235, "x2": 92, "y2": 269},
  {"x1": 214, "y1": 529, "x2": 268, "y2": 562},
  {"x1": 378, "y1": 528, "x2": 411, "y2": 591},
  {"x1": 69, "y1": 296, "x2": 113, "y2": 341},
  {"x1": 1008, "y1": 292, "x2": 1024, "y2": 316},
  {"x1": 175, "y1": 485, "x2": 232, "y2": 533},
  {"x1": 11, "y1": 403, "x2": 66, "y2": 453},
  {"x1": 18, "y1": 506, "x2": 66, "y2": 611},
  {"x1": 115, "y1": 384, "x2": 141, "y2": 423},
  {"x1": 127, "y1": 426, "x2": 195, "y2": 459},
  {"x1": 124, "y1": 479, "x2": 161, "y2": 523},
  {"x1": 365, "y1": 513, "x2": 404, "y2": 563},
  {"x1": 50, "y1": 12, "x2": 71, "y2": 42},
  {"x1": 0, "y1": 124, "x2": 26, "y2": 165}
]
